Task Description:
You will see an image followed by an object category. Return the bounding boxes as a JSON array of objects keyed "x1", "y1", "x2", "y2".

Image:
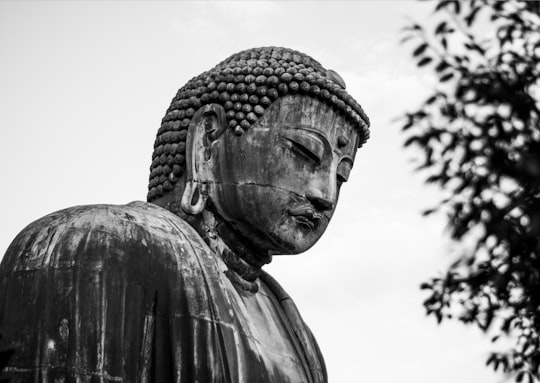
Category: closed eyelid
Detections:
[
  {"x1": 282, "y1": 125, "x2": 331, "y2": 147},
  {"x1": 280, "y1": 130, "x2": 325, "y2": 162}
]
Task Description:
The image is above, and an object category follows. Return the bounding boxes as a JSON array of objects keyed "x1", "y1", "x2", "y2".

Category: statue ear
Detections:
[
  {"x1": 181, "y1": 104, "x2": 227, "y2": 215},
  {"x1": 201, "y1": 104, "x2": 228, "y2": 159}
]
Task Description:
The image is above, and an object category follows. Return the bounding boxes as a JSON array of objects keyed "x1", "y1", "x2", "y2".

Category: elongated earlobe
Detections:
[{"x1": 181, "y1": 181, "x2": 206, "y2": 215}]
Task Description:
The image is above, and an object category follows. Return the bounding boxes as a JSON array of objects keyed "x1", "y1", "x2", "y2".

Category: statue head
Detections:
[{"x1": 148, "y1": 47, "x2": 370, "y2": 255}]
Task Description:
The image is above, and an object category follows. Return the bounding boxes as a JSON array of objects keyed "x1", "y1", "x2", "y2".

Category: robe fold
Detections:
[{"x1": 0, "y1": 201, "x2": 327, "y2": 382}]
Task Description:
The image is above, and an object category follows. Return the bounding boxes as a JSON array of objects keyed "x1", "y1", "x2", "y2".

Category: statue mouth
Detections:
[{"x1": 287, "y1": 205, "x2": 324, "y2": 230}]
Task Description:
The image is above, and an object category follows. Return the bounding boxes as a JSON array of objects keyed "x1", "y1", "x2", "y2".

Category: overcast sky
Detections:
[{"x1": 0, "y1": 1, "x2": 505, "y2": 382}]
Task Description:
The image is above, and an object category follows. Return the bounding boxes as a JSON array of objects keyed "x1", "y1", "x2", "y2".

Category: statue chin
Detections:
[
  {"x1": 270, "y1": 213, "x2": 332, "y2": 255},
  {"x1": 232, "y1": 222, "x2": 320, "y2": 256}
]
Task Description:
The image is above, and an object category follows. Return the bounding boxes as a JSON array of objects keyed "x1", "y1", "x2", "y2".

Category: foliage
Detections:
[{"x1": 400, "y1": 0, "x2": 540, "y2": 381}]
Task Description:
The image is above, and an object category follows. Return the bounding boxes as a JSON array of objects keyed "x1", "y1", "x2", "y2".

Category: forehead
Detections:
[{"x1": 256, "y1": 95, "x2": 359, "y2": 154}]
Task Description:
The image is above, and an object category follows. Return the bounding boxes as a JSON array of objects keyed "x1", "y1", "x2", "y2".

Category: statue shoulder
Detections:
[{"x1": 0, "y1": 201, "x2": 210, "y2": 274}]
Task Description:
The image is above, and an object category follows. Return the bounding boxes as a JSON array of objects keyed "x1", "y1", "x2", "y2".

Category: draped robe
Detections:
[{"x1": 0, "y1": 201, "x2": 326, "y2": 382}]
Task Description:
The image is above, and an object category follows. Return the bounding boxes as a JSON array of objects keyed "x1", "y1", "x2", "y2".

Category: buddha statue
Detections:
[{"x1": 0, "y1": 47, "x2": 369, "y2": 382}]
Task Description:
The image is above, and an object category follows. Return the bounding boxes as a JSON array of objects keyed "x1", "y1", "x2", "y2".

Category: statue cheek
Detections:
[
  {"x1": 212, "y1": 182, "x2": 244, "y2": 222},
  {"x1": 243, "y1": 186, "x2": 292, "y2": 221}
]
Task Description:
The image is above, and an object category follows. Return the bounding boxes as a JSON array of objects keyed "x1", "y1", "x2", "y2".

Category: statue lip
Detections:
[{"x1": 287, "y1": 205, "x2": 324, "y2": 230}]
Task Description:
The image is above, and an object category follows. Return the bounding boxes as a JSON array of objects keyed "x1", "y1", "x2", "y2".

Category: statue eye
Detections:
[
  {"x1": 282, "y1": 131, "x2": 324, "y2": 164},
  {"x1": 337, "y1": 160, "x2": 352, "y2": 183}
]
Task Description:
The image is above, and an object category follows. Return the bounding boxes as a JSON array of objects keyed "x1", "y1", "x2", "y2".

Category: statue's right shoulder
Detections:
[
  {"x1": 0, "y1": 201, "x2": 210, "y2": 275},
  {"x1": 0, "y1": 202, "x2": 225, "y2": 382}
]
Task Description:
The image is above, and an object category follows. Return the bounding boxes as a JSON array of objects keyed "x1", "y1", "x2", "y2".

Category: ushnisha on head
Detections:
[{"x1": 148, "y1": 47, "x2": 370, "y2": 255}]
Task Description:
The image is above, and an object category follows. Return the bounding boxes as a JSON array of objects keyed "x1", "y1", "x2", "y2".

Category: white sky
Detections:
[{"x1": 0, "y1": 1, "x2": 505, "y2": 382}]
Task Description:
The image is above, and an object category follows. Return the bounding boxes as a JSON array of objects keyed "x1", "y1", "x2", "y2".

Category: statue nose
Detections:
[
  {"x1": 305, "y1": 170, "x2": 337, "y2": 211},
  {"x1": 306, "y1": 192, "x2": 334, "y2": 211}
]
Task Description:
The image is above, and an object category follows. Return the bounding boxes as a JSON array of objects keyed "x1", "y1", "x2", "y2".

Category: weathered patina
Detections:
[{"x1": 0, "y1": 47, "x2": 369, "y2": 382}]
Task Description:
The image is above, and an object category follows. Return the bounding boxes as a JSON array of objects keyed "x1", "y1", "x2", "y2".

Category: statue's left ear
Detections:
[
  {"x1": 200, "y1": 104, "x2": 228, "y2": 159},
  {"x1": 181, "y1": 104, "x2": 227, "y2": 215}
]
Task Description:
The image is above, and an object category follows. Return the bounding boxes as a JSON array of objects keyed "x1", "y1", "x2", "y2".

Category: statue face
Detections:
[{"x1": 208, "y1": 95, "x2": 359, "y2": 255}]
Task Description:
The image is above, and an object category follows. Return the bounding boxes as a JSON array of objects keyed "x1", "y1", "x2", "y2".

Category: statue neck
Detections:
[
  {"x1": 194, "y1": 208, "x2": 272, "y2": 293},
  {"x1": 151, "y1": 189, "x2": 272, "y2": 292}
]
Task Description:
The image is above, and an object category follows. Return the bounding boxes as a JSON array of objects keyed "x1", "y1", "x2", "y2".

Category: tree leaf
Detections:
[
  {"x1": 453, "y1": 0, "x2": 460, "y2": 14},
  {"x1": 465, "y1": 6, "x2": 481, "y2": 26},
  {"x1": 413, "y1": 43, "x2": 429, "y2": 57},
  {"x1": 402, "y1": 120, "x2": 414, "y2": 131},
  {"x1": 400, "y1": 34, "x2": 415, "y2": 44},
  {"x1": 435, "y1": 0, "x2": 450, "y2": 12},
  {"x1": 422, "y1": 207, "x2": 437, "y2": 215},
  {"x1": 435, "y1": 21, "x2": 447, "y2": 35},
  {"x1": 435, "y1": 61, "x2": 451, "y2": 72},
  {"x1": 440, "y1": 72, "x2": 454, "y2": 82},
  {"x1": 426, "y1": 95, "x2": 438, "y2": 104},
  {"x1": 420, "y1": 282, "x2": 432, "y2": 290},
  {"x1": 417, "y1": 57, "x2": 433, "y2": 66},
  {"x1": 402, "y1": 23, "x2": 423, "y2": 32},
  {"x1": 404, "y1": 136, "x2": 418, "y2": 147}
]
